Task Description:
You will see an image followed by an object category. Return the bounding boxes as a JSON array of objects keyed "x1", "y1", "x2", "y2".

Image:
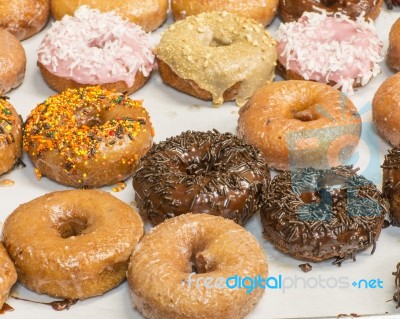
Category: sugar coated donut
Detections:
[
  {"x1": 171, "y1": 0, "x2": 279, "y2": 26},
  {"x1": 2, "y1": 190, "x2": 144, "y2": 299},
  {"x1": 127, "y1": 213, "x2": 268, "y2": 319},
  {"x1": 387, "y1": 18, "x2": 400, "y2": 71},
  {"x1": 0, "y1": 97, "x2": 22, "y2": 176},
  {"x1": 51, "y1": 0, "x2": 167, "y2": 32},
  {"x1": 155, "y1": 11, "x2": 277, "y2": 106},
  {"x1": 38, "y1": 6, "x2": 155, "y2": 94},
  {"x1": 276, "y1": 12, "x2": 383, "y2": 96},
  {"x1": 0, "y1": 0, "x2": 50, "y2": 40},
  {"x1": 372, "y1": 73, "x2": 400, "y2": 146},
  {"x1": 23, "y1": 86, "x2": 154, "y2": 188},
  {"x1": 278, "y1": 0, "x2": 383, "y2": 23},
  {"x1": 0, "y1": 30, "x2": 26, "y2": 95},
  {"x1": 261, "y1": 166, "x2": 386, "y2": 263},
  {"x1": 132, "y1": 130, "x2": 270, "y2": 225},
  {"x1": 0, "y1": 243, "x2": 17, "y2": 309},
  {"x1": 382, "y1": 148, "x2": 400, "y2": 226},
  {"x1": 237, "y1": 80, "x2": 361, "y2": 171}
]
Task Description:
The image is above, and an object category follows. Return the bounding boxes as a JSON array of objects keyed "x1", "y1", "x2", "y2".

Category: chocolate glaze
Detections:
[
  {"x1": 261, "y1": 166, "x2": 387, "y2": 263},
  {"x1": 132, "y1": 130, "x2": 270, "y2": 225},
  {"x1": 382, "y1": 147, "x2": 400, "y2": 226},
  {"x1": 12, "y1": 296, "x2": 78, "y2": 311},
  {"x1": 278, "y1": 0, "x2": 382, "y2": 22},
  {"x1": 393, "y1": 263, "x2": 400, "y2": 307}
]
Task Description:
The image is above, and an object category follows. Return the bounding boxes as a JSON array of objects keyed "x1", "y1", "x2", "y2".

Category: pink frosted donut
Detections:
[
  {"x1": 37, "y1": 6, "x2": 155, "y2": 94},
  {"x1": 276, "y1": 12, "x2": 383, "y2": 96}
]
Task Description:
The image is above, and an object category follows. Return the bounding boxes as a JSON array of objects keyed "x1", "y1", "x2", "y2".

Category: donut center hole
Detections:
[
  {"x1": 74, "y1": 107, "x2": 102, "y2": 128},
  {"x1": 293, "y1": 109, "x2": 316, "y2": 122},
  {"x1": 300, "y1": 192, "x2": 321, "y2": 204},
  {"x1": 209, "y1": 36, "x2": 233, "y2": 47},
  {"x1": 56, "y1": 216, "x2": 89, "y2": 239},
  {"x1": 189, "y1": 251, "x2": 215, "y2": 274}
]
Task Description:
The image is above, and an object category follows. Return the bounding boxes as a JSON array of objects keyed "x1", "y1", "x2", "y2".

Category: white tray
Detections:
[{"x1": 2, "y1": 5, "x2": 400, "y2": 319}]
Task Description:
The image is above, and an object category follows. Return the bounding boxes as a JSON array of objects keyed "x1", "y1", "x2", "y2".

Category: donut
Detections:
[
  {"x1": 0, "y1": 30, "x2": 26, "y2": 95},
  {"x1": 372, "y1": 73, "x2": 400, "y2": 147},
  {"x1": 382, "y1": 148, "x2": 400, "y2": 226},
  {"x1": 0, "y1": 243, "x2": 17, "y2": 309},
  {"x1": 132, "y1": 130, "x2": 270, "y2": 225},
  {"x1": 171, "y1": 0, "x2": 279, "y2": 26},
  {"x1": 51, "y1": 0, "x2": 167, "y2": 32},
  {"x1": 127, "y1": 213, "x2": 268, "y2": 319},
  {"x1": 278, "y1": 0, "x2": 383, "y2": 23},
  {"x1": 386, "y1": 0, "x2": 400, "y2": 9},
  {"x1": 393, "y1": 263, "x2": 400, "y2": 307},
  {"x1": 0, "y1": 0, "x2": 50, "y2": 40},
  {"x1": 261, "y1": 166, "x2": 387, "y2": 263},
  {"x1": 387, "y1": 18, "x2": 400, "y2": 71},
  {"x1": 276, "y1": 11, "x2": 383, "y2": 96},
  {"x1": 23, "y1": 86, "x2": 154, "y2": 188},
  {"x1": 38, "y1": 6, "x2": 155, "y2": 94},
  {"x1": 0, "y1": 97, "x2": 22, "y2": 176},
  {"x1": 237, "y1": 80, "x2": 361, "y2": 171},
  {"x1": 2, "y1": 189, "x2": 144, "y2": 299},
  {"x1": 155, "y1": 11, "x2": 277, "y2": 106}
]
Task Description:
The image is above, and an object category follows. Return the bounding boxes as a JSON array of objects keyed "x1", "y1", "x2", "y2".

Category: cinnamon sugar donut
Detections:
[
  {"x1": 0, "y1": 30, "x2": 26, "y2": 95},
  {"x1": 278, "y1": 0, "x2": 383, "y2": 23},
  {"x1": 2, "y1": 190, "x2": 144, "y2": 299},
  {"x1": 155, "y1": 11, "x2": 277, "y2": 106},
  {"x1": 127, "y1": 213, "x2": 268, "y2": 319},
  {"x1": 237, "y1": 81, "x2": 361, "y2": 170},
  {"x1": 0, "y1": 243, "x2": 17, "y2": 309},
  {"x1": 0, "y1": 0, "x2": 50, "y2": 40},
  {"x1": 0, "y1": 97, "x2": 22, "y2": 176},
  {"x1": 51, "y1": 0, "x2": 167, "y2": 32},
  {"x1": 38, "y1": 6, "x2": 155, "y2": 94},
  {"x1": 23, "y1": 86, "x2": 154, "y2": 188},
  {"x1": 171, "y1": 0, "x2": 279, "y2": 26}
]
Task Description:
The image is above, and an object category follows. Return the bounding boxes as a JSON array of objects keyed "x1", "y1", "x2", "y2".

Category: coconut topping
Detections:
[
  {"x1": 276, "y1": 11, "x2": 383, "y2": 95},
  {"x1": 38, "y1": 6, "x2": 155, "y2": 87}
]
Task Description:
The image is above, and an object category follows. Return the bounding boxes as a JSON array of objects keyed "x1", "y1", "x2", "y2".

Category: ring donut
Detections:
[
  {"x1": 127, "y1": 213, "x2": 268, "y2": 319},
  {"x1": 2, "y1": 190, "x2": 144, "y2": 299}
]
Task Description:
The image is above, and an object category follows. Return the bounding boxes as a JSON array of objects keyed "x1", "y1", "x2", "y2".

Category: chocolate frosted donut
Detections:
[
  {"x1": 382, "y1": 148, "x2": 400, "y2": 226},
  {"x1": 393, "y1": 262, "x2": 400, "y2": 307},
  {"x1": 261, "y1": 166, "x2": 386, "y2": 264},
  {"x1": 278, "y1": 0, "x2": 383, "y2": 23},
  {"x1": 132, "y1": 130, "x2": 270, "y2": 225}
]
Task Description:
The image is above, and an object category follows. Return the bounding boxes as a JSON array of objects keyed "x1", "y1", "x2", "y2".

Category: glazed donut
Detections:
[
  {"x1": 0, "y1": 243, "x2": 17, "y2": 309},
  {"x1": 0, "y1": 30, "x2": 26, "y2": 95},
  {"x1": 171, "y1": 0, "x2": 279, "y2": 26},
  {"x1": 276, "y1": 12, "x2": 383, "y2": 96},
  {"x1": 0, "y1": 0, "x2": 50, "y2": 40},
  {"x1": 132, "y1": 130, "x2": 270, "y2": 225},
  {"x1": 278, "y1": 0, "x2": 383, "y2": 23},
  {"x1": 387, "y1": 18, "x2": 400, "y2": 71},
  {"x1": 51, "y1": 0, "x2": 167, "y2": 32},
  {"x1": 127, "y1": 213, "x2": 268, "y2": 319},
  {"x1": 38, "y1": 6, "x2": 155, "y2": 94},
  {"x1": 382, "y1": 148, "x2": 400, "y2": 226},
  {"x1": 0, "y1": 97, "x2": 22, "y2": 176},
  {"x1": 237, "y1": 81, "x2": 361, "y2": 171},
  {"x1": 2, "y1": 190, "x2": 144, "y2": 299},
  {"x1": 372, "y1": 73, "x2": 400, "y2": 146},
  {"x1": 155, "y1": 11, "x2": 277, "y2": 106},
  {"x1": 23, "y1": 86, "x2": 154, "y2": 188},
  {"x1": 261, "y1": 166, "x2": 387, "y2": 263}
]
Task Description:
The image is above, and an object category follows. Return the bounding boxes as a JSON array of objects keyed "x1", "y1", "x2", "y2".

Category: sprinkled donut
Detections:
[
  {"x1": 155, "y1": 11, "x2": 277, "y2": 106},
  {"x1": 261, "y1": 166, "x2": 386, "y2": 264},
  {"x1": 0, "y1": 97, "x2": 22, "y2": 176},
  {"x1": 132, "y1": 130, "x2": 270, "y2": 225},
  {"x1": 23, "y1": 86, "x2": 154, "y2": 188},
  {"x1": 0, "y1": 243, "x2": 17, "y2": 309},
  {"x1": 237, "y1": 80, "x2": 361, "y2": 170},
  {"x1": 127, "y1": 213, "x2": 268, "y2": 319},
  {"x1": 2, "y1": 190, "x2": 144, "y2": 299},
  {"x1": 276, "y1": 12, "x2": 383, "y2": 96},
  {"x1": 38, "y1": 6, "x2": 155, "y2": 94},
  {"x1": 382, "y1": 148, "x2": 400, "y2": 226}
]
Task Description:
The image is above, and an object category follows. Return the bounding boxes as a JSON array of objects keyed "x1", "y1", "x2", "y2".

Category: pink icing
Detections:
[
  {"x1": 38, "y1": 6, "x2": 155, "y2": 87},
  {"x1": 276, "y1": 12, "x2": 383, "y2": 95}
]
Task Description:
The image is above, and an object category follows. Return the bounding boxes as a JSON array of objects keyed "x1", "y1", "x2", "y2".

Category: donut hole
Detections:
[
  {"x1": 188, "y1": 250, "x2": 216, "y2": 274},
  {"x1": 209, "y1": 36, "x2": 234, "y2": 47},
  {"x1": 293, "y1": 109, "x2": 317, "y2": 122},
  {"x1": 74, "y1": 107, "x2": 103, "y2": 128},
  {"x1": 56, "y1": 216, "x2": 89, "y2": 239},
  {"x1": 300, "y1": 191, "x2": 321, "y2": 204}
]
